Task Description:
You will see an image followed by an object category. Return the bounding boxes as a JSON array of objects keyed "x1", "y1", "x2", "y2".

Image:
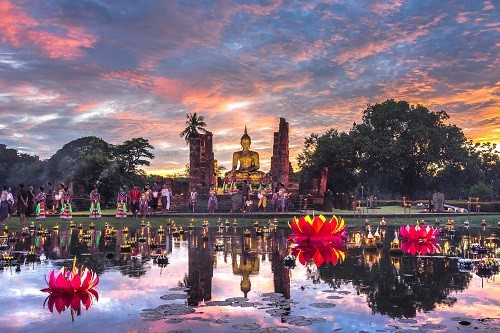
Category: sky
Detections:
[{"x1": 0, "y1": 0, "x2": 498, "y2": 175}]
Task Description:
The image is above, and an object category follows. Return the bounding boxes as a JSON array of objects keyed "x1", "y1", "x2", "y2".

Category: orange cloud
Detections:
[
  {"x1": 0, "y1": 0, "x2": 96, "y2": 59},
  {"x1": 74, "y1": 101, "x2": 100, "y2": 113}
]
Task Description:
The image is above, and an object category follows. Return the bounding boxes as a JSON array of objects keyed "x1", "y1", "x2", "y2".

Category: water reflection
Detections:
[
  {"x1": 0, "y1": 224, "x2": 499, "y2": 332},
  {"x1": 43, "y1": 289, "x2": 98, "y2": 321}
]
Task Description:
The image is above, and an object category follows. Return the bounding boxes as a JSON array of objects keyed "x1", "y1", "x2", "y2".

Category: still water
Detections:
[{"x1": 0, "y1": 224, "x2": 499, "y2": 333}]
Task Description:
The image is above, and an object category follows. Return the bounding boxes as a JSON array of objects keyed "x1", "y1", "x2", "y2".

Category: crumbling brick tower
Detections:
[
  {"x1": 270, "y1": 118, "x2": 290, "y2": 189},
  {"x1": 189, "y1": 132, "x2": 214, "y2": 193}
]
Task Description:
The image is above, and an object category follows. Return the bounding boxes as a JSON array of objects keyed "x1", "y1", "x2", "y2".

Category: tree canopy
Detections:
[
  {"x1": 298, "y1": 99, "x2": 498, "y2": 200},
  {"x1": 179, "y1": 112, "x2": 207, "y2": 144}
]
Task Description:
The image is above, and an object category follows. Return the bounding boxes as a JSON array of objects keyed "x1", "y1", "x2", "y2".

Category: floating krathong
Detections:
[
  {"x1": 291, "y1": 242, "x2": 346, "y2": 267},
  {"x1": 399, "y1": 224, "x2": 439, "y2": 243},
  {"x1": 287, "y1": 215, "x2": 347, "y2": 244},
  {"x1": 41, "y1": 257, "x2": 99, "y2": 293}
]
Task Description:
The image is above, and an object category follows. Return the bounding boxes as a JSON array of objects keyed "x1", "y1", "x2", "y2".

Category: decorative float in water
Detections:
[
  {"x1": 287, "y1": 214, "x2": 348, "y2": 267},
  {"x1": 40, "y1": 258, "x2": 99, "y2": 321},
  {"x1": 398, "y1": 222, "x2": 441, "y2": 256},
  {"x1": 399, "y1": 223, "x2": 439, "y2": 243},
  {"x1": 287, "y1": 214, "x2": 347, "y2": 245},
  {"x1": 388, "y1": 231, "x2": 404, "y2": 255},
  {"x1": 41, "y1": 257, "x2": 99, "y2": 293}
]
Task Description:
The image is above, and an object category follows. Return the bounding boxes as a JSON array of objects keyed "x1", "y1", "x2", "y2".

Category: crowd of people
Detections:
[{"x1": 0, "y1": 180, "x2": 288, "y2": 224}]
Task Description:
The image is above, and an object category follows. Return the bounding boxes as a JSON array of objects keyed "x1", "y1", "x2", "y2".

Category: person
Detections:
[
  {"x1": 144, "y1": 184, "x2": 152, "y2": 215},
  {"x1": 207, "y1": 186, "x2": 218, "y2": 214},
  {"x1": 189, "y1": 188, "x2": 197, "y2": 213},
  {"x1": 129, "y1": 185, "x2": 141, "y2": 218},
  {"x1": 60, "y1": 187, "x2": 72, "y2": 220},
  {"x1": 222, "y1": 175, "x2": 229, "y2": 193},
  {"x1": 26, "y1": 184, "x2": 35, "y2": 218},
  {"x1": 230, "y1": 127, "x2": 260, "y2": 173},
  {"x1": 278, "y1": 187, "x2": 287, "y2": 212},
  {"x1": 45, "y1": 182, "x2": 54, "y2": 214},
  {"x1": 271, "y1": 191, "x2": 279, "y2": 212},
  {"x1": 138, "y1": 190, "x2": 149, "y2": 218},
  {"x1": 55, "y1": 184, "x2": 64, "y2": 213},
  {"x1": 35, "y1": 186, "x2": 46, "y2": 220},
  {"x1": 116, "y1": 186, "x2": 128, "y2": 218},
  {"x1": 16, "y1": 183, "x2": 28, "y2": 225},
  {"x1": 0, "y1": 186, "x2": 10, "y2": 225},
  {"x1": 89, "y1": 187, "x2": 101, "y2": 219},
  {"x1": 245, "y1": 196, "x2": 253, "y2": 216},
  {"x1": 151, "y1": 181, "x2": 160, "y2": 215},
  {"x1": 241, "y1": 181, "x2": 249, "y2": 210},
  {"x1": 161, "y1": 184, "x2": 171, "y2": 213},
  {"x1": 257, "y1": 188, "x2": 267, "y2": 212}
]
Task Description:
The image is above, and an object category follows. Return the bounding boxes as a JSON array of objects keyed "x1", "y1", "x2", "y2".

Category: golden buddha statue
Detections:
[
  {"x1": 226, "y1": 127, "x2": 265, "y2": 184},
  {"x1": 232, "y1": 127, "x2": 260, "y2": 173}
]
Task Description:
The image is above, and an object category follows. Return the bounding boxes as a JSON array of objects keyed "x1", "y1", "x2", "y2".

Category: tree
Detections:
[
  {"x1": 469, "y1": 182, "x2": 493, "y2": 199},
  {"x1": 297, "y1": 129, "x2": 358, "y2": 194},
  {"x1": 350, "y1": 100, "x2": 471, "y2": 198},
  {"x1": 0, "y1": 144, "x2": 20, "y2": 185},
  {"x1": 113, "y1": 138, "x2": 155, "y2": 175},
  {"x1": 179, "y1": 112, "x2": 207, "y2": 144},
  {"x1": 298, "y1": 100, "x2": 487, "y2": 199}
]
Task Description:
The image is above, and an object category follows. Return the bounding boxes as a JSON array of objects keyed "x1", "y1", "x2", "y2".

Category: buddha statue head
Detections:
[{"x1": 241, "y1": 126, "x2": 251, "y2": 150}]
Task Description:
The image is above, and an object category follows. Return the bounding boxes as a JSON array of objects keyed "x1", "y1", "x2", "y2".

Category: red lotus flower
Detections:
[
  {"x1": 41, "y1": 258, "x2": 99, "y2": 293},
  {"x1": 44, "y1": 289, "x2": 98, "y2": 314},
  {"x1": 401, "y1": 239, "x2": 441, "y2": 256},
  {"x1": 399, "y1": 224, "x2": 439, "y2": 242},
  {"x1": 288, "y1": 215, "x2": 347, "y2": 244},
  {"x1": 291, "y1": 242, "x2": 346, "y2": 267}
]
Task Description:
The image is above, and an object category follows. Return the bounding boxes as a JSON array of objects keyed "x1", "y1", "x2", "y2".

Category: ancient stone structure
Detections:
[
  {"x1": 432, "y1": 192, "x2": 445, "y2": 212},
  {"x1": 189, "y1": 132, "x2": 214, "y2": 193},
  {"x1": 270, "y1": 118, "x2": 290, "y2": 189},
  {"x1": 310, "y1": 167, "x2": 328, "y2": 195}
]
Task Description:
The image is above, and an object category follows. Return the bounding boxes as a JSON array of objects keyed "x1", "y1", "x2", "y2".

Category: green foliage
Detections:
[
  {"x1": 469, "y1": 181, "x2": 493, "y2": 199},
  {"x1": 299, "y1": 99, "x2": 498, "y2": 199},
  {"x1": 113, "y1": 137, "x2": 155, "y2": 175},
  {"x1": 0, "y1": 144, "x2": 21, "y2": 185},
  {"x1": 179, "y1": 112, "x2": 207, "y2": 144},
  {"x1": 298, "y1": 129, "x2": 357, "y2": 193},
  {"x1": 2, "y1": 136, "x2": 155, "y2": 204}
]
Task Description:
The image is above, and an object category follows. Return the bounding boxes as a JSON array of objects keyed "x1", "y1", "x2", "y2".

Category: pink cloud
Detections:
[{"x1": 0, "y1": 0, "x2": 96, "y2": 59}]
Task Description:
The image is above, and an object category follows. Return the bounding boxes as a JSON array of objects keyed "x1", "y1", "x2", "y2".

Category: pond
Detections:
[{"x1": 0, "y1": 224, "x2": 499, "y2": 333}]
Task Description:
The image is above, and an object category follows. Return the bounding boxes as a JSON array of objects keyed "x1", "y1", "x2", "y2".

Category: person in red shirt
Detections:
[{"x1": 129, "y1": 185, "x2": 141, "y2": 218}]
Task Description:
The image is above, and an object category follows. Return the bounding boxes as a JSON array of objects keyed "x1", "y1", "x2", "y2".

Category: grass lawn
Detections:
[{"x1": 2, "y1": 206, "x2": 498, "y2": 231}]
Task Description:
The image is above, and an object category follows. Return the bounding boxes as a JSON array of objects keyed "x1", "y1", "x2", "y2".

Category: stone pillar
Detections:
[
  {"x1": 189, "y1": 132, "x2": 214, "y2": 193},
  {"x1": 270, "y1": 118, "x2": 290, "y2": 189}
]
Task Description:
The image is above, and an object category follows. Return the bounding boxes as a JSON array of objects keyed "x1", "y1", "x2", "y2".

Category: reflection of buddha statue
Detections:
[{"x1": 232, "y1": 127, "x2": 260, "y2": 173}]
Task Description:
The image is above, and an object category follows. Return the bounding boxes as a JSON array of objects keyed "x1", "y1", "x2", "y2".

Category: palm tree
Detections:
[{"x1": 179, "y1": 113, "x2": 207, "y2": 144}]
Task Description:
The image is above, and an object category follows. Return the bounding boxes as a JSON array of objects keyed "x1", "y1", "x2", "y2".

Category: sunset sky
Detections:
[{"x1": 0, "y1": 0, "x2": 498, "y2": 175}]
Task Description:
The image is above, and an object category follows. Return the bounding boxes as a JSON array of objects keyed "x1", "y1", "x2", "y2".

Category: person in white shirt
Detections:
[
  {"x1": 161, "y1": 184, "x2": 171, "y2": 213},
  {"x1": 189, "y1": 188, "x2": 197, "y2": 213}
]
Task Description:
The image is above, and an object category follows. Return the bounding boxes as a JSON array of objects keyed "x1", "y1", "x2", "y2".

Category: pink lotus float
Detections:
[
  {"x1": 41, "y1": 257, "x2": 99, "y2": 293},
  {"x1": 287, "y1": 214, "x2": 347, "y2": 244},
  {"x1": 399, "y1": 224, "x2": 441, "y2": 256},
  {"x1": 399, "y1": 224, "x2": 439, "y2": 243}
]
